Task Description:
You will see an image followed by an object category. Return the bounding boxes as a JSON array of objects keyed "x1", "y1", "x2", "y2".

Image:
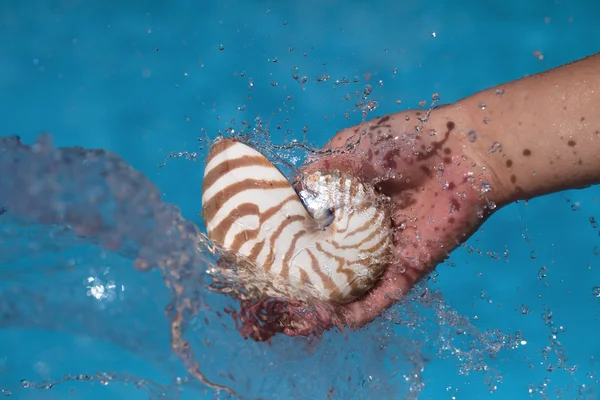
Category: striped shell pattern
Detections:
[{"x1": 201, "y1": 137, "x2": 393, "y2": 304}]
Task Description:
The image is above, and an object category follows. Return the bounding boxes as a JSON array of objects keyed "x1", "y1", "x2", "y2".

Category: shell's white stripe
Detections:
[
  {"x1": 202, "y1": 164, "x2": 290, "y2": 203},
  {"x1": 204, "y1": 141, "x2": 262, "y2": 173}
]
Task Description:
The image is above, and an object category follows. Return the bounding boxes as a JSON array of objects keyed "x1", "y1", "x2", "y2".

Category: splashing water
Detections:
[{"x1": 0, "y1": 128, "x2": 524, "y2": 398}]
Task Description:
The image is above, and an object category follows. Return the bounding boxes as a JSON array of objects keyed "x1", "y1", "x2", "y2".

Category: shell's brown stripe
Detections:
[
  {"x1": 306, "y1": 249, "x2": 342, "y2": 300},
  {"x1": 350, "y1": 179, "x2": 360, "y2": 202},
  {"x1": 210, "y1": 203, "x2": 260, "y2": 245},
  {"x1": 230, "y1": 228, "x2": 258, "y2": 253},
  {"x1": 314, "y1": 242, "x2": 354, "y2": 282},
  {"x1": 204, "y1": 138, "x2": 238, "y2": 167},
  {"x1": 335, "y1": 205, "x2": 354, "y2": 234},
  {"x1": 299, "y1": 268, "x2": 311, "y2": 286},
  {"x1": 336, "y1": 196, "x2": 345, "y2": 223},
  {"x1": 280, "y1": 229, "x2": 306, "y2": 280},
  {"x1": 343, "y1": 215, "x2": 378, "y2": 240},
  {"x1": 202, "y1": 156, "x2": 274, "y2": 197},
  {"x1": 361, "y1": 234, "x2": 392, "y2": 256},
  {"x1": 263, "y1": 214, "x2": 306, "y2": 273},
  {"x1": 332, "y1": 221, "x2": 382, "y2": 250},
  {"x1": 203, "y1": 179, "x2": 291, "y2": 223},
  {"x1": 335, "y1": 175, "x2": 348, "y2": 223},
  {"x1": 213, "y1": 194, "x2": 298, "y2": 250},
  {"x1": 248, "y1": 240, "x2": 266, "y2": 263},
  {"x1": 357, "y1": 198, "x2": 374, "y2": 214}
]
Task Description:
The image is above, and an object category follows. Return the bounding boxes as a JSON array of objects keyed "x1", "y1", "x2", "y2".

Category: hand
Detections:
[{"x1": 298, "y1": 106, "x2": 505, "y2": 328}]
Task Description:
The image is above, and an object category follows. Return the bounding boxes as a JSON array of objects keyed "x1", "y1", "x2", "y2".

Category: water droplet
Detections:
[
  {"x1": 218, "y1": 44, "x2": 225, "y2": 51},
  {"x1": 488, "y1": 201, "x2": 497, "y2": 210},
  {"x1": 592, "y1": 286, "x2": 600, "y2": 297},
  {"x1": 479, "y1": 103, "x2": 486, "y2": 110},
  {"x1": 538, "y1": 266, "x2": 548, "y2": 280},
  {"x1": 2, "y1": 389, "x2": 11, "y2": 396},
  {"x1": 467, "y1": 130, "x2": 477, "y2": 142},
  {"x1": 483, "y1": 118, "x2": 490, "y2": 124},
  {"x1": 570, "y1": 202, "x2": 580, "y2": 211},
  {"x1": 20, "y1": 380, "x2": 31, "y2": 388},
  {"x1": 488, "y1": 142, "x2": 502, "y2": 153},
  {"x1": 432, "y1": 93, "x2": 440, "y2": 101},
  {"x1": 495, "y1": 88, "x2": 505, "y2": 96},
  {"x1": 428, "y1": 129, "x2": 437, "y2": 136},
  {"x1": 404, "y1": 115, "x2": 410, "y2": 121},
  {"x1": 430, "y1": 31, "x2": 437, "y2": 37},
  {"x1": 589, "y1": 217, "x2": 598, "y2": 228},
  {"x1": 520, "y1": 305, "x2": 529, "y2": 314},
  {"x1": 418, "y1": 100, "x2": 426, "y2": 107}
]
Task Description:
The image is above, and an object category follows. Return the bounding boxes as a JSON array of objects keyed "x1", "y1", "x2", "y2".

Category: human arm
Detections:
[{"x1": 302, "y1": 52, "x2": 600, "y2": 328}]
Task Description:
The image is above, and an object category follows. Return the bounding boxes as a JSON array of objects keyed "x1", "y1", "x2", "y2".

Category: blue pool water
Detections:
[{"x1": 1, "y1": 0, "x2": 599, "y2": 398}]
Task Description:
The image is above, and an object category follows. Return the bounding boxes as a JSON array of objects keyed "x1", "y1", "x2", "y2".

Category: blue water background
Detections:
[{"x1": 1, "y1": 0, "x2": 599, "y2": 398}]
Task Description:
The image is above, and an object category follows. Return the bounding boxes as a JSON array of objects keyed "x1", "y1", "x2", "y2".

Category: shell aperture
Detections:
[{"x1": 201, "y1": 137, "x2": 393, "y2": 304}]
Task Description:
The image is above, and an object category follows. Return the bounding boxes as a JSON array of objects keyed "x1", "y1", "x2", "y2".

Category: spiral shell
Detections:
[{"x1": 201, "y1": 137, "x2": 392, "y2": 304}]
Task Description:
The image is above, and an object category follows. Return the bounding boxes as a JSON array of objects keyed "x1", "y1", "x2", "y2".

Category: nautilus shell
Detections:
[{"x1": 201, "y1": 137, "x2": 393, "y2": 304}]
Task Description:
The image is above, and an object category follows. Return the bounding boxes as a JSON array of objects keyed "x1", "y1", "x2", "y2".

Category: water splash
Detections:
[{"x1": 0, "y1": 134, "x2": 522, "y2": 399}]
